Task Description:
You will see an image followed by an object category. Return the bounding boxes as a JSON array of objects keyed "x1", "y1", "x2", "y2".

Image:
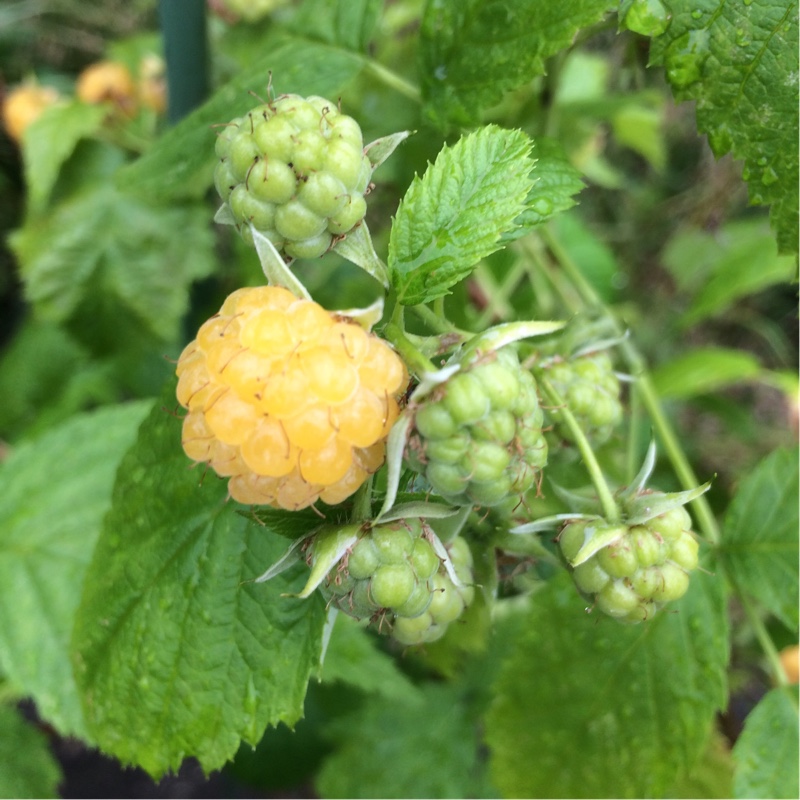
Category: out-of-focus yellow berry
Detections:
[{"x1": 2, "y1": 83, "x2": 60, "y2": 143}]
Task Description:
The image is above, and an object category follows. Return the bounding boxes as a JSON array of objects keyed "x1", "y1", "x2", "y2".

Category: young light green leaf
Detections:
[
  {"x1": 117, "y1": 36, "x2": 363, "y2": 201},
  {"x1": 486, "y1": 570, "x2": 729, "y2": 798},
  {"x1": 650, "y1": 1, "x2": 799, "y2": 254},
  {"x1": 388, "y1": 126, "x2": 535, "y2": 305},
  {"x1": 0, "y1": 704, "x2": 63, "y2": 799},
  {"x1": 316, "y1": 683, "x2": 494, "y2": 799},
  {"x1": 651, "y1": 348, "x2": 764, "y2": 399},
  {"x1": 0, "y1": 401, "x2": 151, "y2": 739},
  {"x1": 732, "y1": 687, "x2": 799, "y2": 799},
  {"x1": 719, "y1": 447, "x2": 799, "y2": 630},
  {"x1": 288, "y1": 0, "x2": 382, "y2": 52},
  {"x1": 9, "y1": 183, "x2": 216, "y2": 343},
  {"x1": 23, "y1": 100, "x2": 106, "y2": 215},
  {"x1": 500, "y1": 137, "x2": 586, "y2": 242},
  {"x1": 420, "y1": 0, "x2": 617, "y2": 128},
  {"x1": 71, "y1": 392, "x2": 327, "y2": 778},
  {"x1": 319, "y1": 614, "x2": 419, "y2": 700}
]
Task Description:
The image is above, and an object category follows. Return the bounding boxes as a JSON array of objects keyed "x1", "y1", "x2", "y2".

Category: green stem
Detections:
[
  {"x1": 737, "y1": 586, "x2": 791, "y2": 690},
  {"x1": 540, "y1": 226, "x2": 721, "y2": 545},
  {"x1": 385, "y1": 322, "x2": 438, "y2": 375},
  {"x1": 539, "y1": 376, "x2": 620, "y2": 523},
  {"x1": 362, "y1": 59, "x2": 421, "y2": 103}
]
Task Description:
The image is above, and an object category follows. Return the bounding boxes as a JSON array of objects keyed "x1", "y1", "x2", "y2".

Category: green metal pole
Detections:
[{"x1": 159, "y1": 0, "x2": 209, "y2": 124}]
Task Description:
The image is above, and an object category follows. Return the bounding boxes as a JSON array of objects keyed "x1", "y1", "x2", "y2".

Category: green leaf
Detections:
[
  {"x1": 316, "y1": 683, "x2": 493, "y2": 798},
  {"x1": 719, "y1": 447, "x2": 799, "y2": 631},
  {"x1": 662, "y1": 220, "x2": 797, "y2": 325},
  {"x1": 485, "y1": 570, "x2": 729, "y2": 798},
  {"x1": 500, "y1": 137, "x2": 585, "y2": 242},
  {"x1": 0, "y1": 402, "x2": 152, "y2": 738},
  {"x1": 732, "y1": 687, "x2": 799, "y2": 799},
  {"x1": 319, "y1": 614, "x2": 419, "y2": 700},
  {"x1": 289, "y1": 0, "x2": 382, "y2": 52},
  {"x1": 0, "y1": 704, "x2": 62, "y2": 798},
  {"x1": 669, "y1": 729, "x2": 735, "y2": 799},
  {"x1": 389, "y1": 125, "x2": 534, "y2": 305},
  {"x1": 0, "y1": 319, "x2": 111, "y2": 441},
  {"x1": 420, "y1": 0, "x2": 617, "y2": 128},
  {"x1": 117, "y1": 35, "x2": 362, "y2": 201},
  {"x1": 651, "y1": 347, "x2": 764, "y2": 399},
  {"x1": 71, "y1": 392, "x2": 327, "y2": 777},
  {"x1": 23, "y1": 100, "x2": 106, "y2": 215},
  {"x1": 9, "y1": 183, "x2": 216, "y2": 343},
  {"x1": 650, "y1": 1, "x2": 800, "y2": 253}
]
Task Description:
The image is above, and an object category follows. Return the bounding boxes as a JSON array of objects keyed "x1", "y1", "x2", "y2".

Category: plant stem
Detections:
[
  {"x1": 540, "y1": 226, "x2": 721, "y2": 545},
  {"x1": 539, "y1": 376, "x2": 620, "y2": 523},
  {"x1": 362, "y1": 59, "x2": 421, "y2": 103},
  {"x1": 385, "y1": 322, "x2": 438, "y2": 375},
  {"x1": 737, "y1": 587, "x2": 791, "y2": 690}
]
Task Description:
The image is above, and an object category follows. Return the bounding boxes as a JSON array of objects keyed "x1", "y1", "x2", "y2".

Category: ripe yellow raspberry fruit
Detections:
[
  {"x1": 2, "y1": 83, "x2": 60, "y2": 143},
  {"x1": 76, "y1": 60, "x2": 137, "y2": 116},
  {"x1": 176, "y1": 286, "x2": 408, "y2": 510}
]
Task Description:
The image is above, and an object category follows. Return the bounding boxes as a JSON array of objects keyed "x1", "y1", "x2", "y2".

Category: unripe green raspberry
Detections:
[
  {"x1": 314, "y1": 521, "x2": 475, "y2": 645},
  {"x1": 544, "y1": 351, "x2": 623, "y2": 446},
  {"x1": 408, "y1": 347, "x2": 548, "y2": 508},
  {"x1": 214, "y1": 93, "x2": 370, "y2": 259},
  {"x1": 558, "y1": 498, "x2": 700, "y2": 623}
]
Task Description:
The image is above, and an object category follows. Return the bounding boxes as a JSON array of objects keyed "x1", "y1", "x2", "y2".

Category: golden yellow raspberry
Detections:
[{"x1": 176, "y1": 286, "x2": 407, "y2": 510}]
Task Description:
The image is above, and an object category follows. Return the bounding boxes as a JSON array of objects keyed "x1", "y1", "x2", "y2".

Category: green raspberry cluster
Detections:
[
  {"x1": 318, "y1": 519, "x2": 475, "y2": 646},
  {"x1": 408, "y1": 347, "x2": 547, "y2": 507},
  {"x1": 558, "y1": 501, "x2": 699, "y2": 623},
  {"x1": 545, "y1": 350, "x2": 623, "y2": 446},
  {"x1": 214, "y1": 93, "x2": 371, "y2": 259}
]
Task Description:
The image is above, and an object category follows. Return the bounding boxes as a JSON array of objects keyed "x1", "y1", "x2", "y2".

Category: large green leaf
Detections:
[
  {"x1": 316, "y1": 683, "x2": 494, "y2": 798},
  {"x1": 389, "y1": 125, "x2": 534, "y2": 305},
  {"x1": 0, "y1": 402, "x2": 152, "y2": 738},
  {"x1": 117, "y1": 35, "x2": 362, "y2": 201},
  {"x1": 485, "y1": 570, "x2": 729, "y2": 798},
  {"x1": 22, "y1": 100, "x2": 106, "y2": 215},
  {"x1": 651, "y1": 347, "x2": 764, "y2": 399},
  {"x1": 9, "y1": 183, "x2": 215, "y2": 344},
  {"x1": 719, "y1": 447, "x2": 799, "y2": 631},
  {"x1": 288, "y1": 0, "x2": 382, "y2": 52},
  {"x1": 71, "y1": 392, "x2": 327, "y2": 777},
  {"x1": 732, "y1": 687, "x2": 799, "y2": 799},
  {"x1": 419, "y1": 0, "x2": 616, "y2": 128},
  {"x1": 0, "y1": 704, "x2": 62, "y2": 798},
  {"x1": 650, "y1": 1, "x2": 799, "y2": 254}
]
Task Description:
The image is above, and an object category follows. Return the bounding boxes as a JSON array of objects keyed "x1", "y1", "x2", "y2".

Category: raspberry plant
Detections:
[{"x1": 0, "y1": 1, "x2": 797, "y2": 799}]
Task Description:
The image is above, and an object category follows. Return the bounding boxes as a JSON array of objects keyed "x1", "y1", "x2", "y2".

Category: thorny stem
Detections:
[
  {"x1": 538, "y1": 376, "x2": 620, "y2": 524},
  {"x1": 539, "y1": 225, "x2": 721, "y2": 546}
]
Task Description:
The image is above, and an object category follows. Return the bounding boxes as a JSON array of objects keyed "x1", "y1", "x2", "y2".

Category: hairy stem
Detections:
[
  {"x1": 540, "y1": 226, "x2": 721, "y2": 545},
  {"x1": 539, "y1": 376, "x2": 620, "y2": 523}
]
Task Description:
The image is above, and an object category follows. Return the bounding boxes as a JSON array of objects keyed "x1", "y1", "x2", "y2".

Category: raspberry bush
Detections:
[{"x1": 0, "y1": 2, "x2": 797, "y2": 799}]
